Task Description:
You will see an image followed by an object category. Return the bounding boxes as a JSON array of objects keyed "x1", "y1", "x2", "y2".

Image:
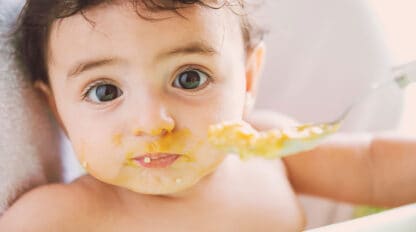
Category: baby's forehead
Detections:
[
  {"x1": 47, "y1": 2, "x2": 244, "y2": 72},
  {"x1": 49, "y1": 2, "x2": 241, "y2": 41}
]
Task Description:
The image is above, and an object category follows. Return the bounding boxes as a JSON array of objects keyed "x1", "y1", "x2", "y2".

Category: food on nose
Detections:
[{"x1": 208, "y1": 121, "x2": 340, "y2": 159}]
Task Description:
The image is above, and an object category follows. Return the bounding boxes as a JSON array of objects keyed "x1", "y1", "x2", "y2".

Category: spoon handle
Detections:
[{"x1": 332, "y1": 60, "x2": 416, "y2": 125}]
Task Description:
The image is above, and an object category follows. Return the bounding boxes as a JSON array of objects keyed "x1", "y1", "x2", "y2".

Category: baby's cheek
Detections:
[
  {"x1": 195, "y1": 142, "x2": 227, "y2": 171},
  {"x1": 76, "y1": 139, "x2": 126, "y2": 182}
]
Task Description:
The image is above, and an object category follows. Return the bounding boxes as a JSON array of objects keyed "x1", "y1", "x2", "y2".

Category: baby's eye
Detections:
[
  {"x1": 85, "y1": 84, "x2": 123, "y2": 103},
  {"x1": 172, "y1": 69, "x2": 209, "y2": 90}
]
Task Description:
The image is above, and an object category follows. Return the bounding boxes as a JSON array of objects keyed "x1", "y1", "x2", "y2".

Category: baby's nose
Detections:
[{"x1": 132, "y1": 106, "x2": 175, "y2": 137}]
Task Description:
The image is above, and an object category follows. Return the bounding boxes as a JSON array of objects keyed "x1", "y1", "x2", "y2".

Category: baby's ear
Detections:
[
  {"x1": 34, "y1": 81, "x2": 66, "y2": 134},
  {"x1": 244, "y1": 41, "x2": 266, "y2": 114},
  {"x1": 34, "y1": 81, "x2": 56, "y2": 112}
]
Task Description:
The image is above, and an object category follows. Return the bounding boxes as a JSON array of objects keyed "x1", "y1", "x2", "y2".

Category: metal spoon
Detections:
[{"x1": 209, "y1": 61, "x2": 416, "y2": 159}]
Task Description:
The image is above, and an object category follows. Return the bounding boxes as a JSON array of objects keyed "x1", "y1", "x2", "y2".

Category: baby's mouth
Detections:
[{"x1": 131, "y1": 153, "x2": 181, "y2": 168}]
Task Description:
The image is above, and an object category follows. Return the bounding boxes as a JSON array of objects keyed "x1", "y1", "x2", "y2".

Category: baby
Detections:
[{"x1": 1, "y1": 0, "x2": 416, "y2": 231}]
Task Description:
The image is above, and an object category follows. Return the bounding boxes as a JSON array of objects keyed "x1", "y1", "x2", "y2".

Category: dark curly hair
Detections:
[{"x1": 13, "y1": 0, "x2": 264, "y2": 84}]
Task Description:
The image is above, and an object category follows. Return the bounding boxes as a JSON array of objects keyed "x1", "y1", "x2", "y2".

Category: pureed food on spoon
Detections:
[{"x1": 208, "y1": 121, "x2": 341, "y2": 159}]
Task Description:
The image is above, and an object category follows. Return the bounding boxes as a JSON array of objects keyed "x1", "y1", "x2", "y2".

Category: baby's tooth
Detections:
[{"x1": 144, "y1": 157, "x2": 151, "y2": 163}]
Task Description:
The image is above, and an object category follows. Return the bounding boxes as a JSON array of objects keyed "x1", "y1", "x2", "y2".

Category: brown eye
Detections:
[
  {"x1": 173, "y1": 69, "x2": 208, "y2": 90},
  {"x1": 86, "y1": 84, "x2": 123, "y2": 103}
]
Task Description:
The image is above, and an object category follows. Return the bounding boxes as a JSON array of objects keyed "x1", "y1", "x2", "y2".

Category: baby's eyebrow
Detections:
[
  {"x1": 67, "y1": 58, "x2": 119, "y2": 78},
  {"x1": 156, "y1": 41, "x2": 218, "y2": 60},
  {"x1": 66, "y1": 42, "x2": 217, "y2": 78}
]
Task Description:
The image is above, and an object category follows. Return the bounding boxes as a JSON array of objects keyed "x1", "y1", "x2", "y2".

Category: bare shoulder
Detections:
[{"x1": 0, "y1": 175, "x2": 107, "y2": 232}]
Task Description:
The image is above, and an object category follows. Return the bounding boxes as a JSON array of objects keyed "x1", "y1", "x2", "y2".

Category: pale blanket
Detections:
[{"x1": 0, "y1": 0, "x2": 61, "y2": 214}]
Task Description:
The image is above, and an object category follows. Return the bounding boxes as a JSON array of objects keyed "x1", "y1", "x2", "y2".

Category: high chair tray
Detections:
[{"x1": 306, "y1": 203, "x2": 416, "y2": 232}]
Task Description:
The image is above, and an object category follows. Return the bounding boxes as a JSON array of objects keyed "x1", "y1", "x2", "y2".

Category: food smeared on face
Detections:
[
  {"x1": 124, "y1": 128, "x2": 196, "y2": 169},
  {"x1": 45, "y1": 2, "x2": 248, "y2": 194},
  {"x1": 77, "y1": 127, "x2": 221, "y2": 194},
  {"x1": 208, "y1": 121, "x2": 340, "y2": 159},
  {"x1": 113, "y1": 133, "x2": 123, "y2": 146}
]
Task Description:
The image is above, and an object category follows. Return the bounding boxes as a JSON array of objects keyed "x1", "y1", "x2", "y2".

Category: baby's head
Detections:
[{"x1": 15, "y1": 0, "x2": 265, "y2": 194}]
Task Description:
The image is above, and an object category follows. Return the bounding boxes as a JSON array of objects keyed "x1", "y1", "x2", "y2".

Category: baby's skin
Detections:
[{"x1": 0, "y1": 156, "x2": 304, "y2": 231}]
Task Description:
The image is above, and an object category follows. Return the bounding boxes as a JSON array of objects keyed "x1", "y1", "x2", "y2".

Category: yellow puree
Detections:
[
  {"x1": 208, "y1": 122, "x2": 340, "y2": 159},
  {"x1": 124, "y1": 129, "x2": 195, "y2": 166},
  {"x1": 113, "y1": 120, "x2": 338, "y2": 167}
]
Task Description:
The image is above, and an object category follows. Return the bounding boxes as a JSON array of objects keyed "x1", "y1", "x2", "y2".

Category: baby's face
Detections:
[{"x1": 46, "y1": 3, "x2": 248, "y2": 194}]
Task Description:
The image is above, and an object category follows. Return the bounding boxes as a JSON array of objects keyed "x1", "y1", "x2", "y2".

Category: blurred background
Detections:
[{"x1": 253, "y1": 0, "x2": 416, "y2": 229}]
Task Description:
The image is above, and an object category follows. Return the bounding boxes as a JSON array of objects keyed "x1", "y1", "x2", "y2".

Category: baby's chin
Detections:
[
  {"x1": 85, "y1": 149, "x2": 228, "y2": 196},
  {"x1": 118, "y1": 175, "x2": 203, "y2": 195},
  {"x1": 103, "y1": 159, "x2": 226, "y2": 196}
]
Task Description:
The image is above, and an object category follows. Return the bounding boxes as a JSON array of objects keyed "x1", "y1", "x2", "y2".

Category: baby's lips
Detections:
[{"x1": 131, "y1": 153, "x2": 181, "y2": 168}]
